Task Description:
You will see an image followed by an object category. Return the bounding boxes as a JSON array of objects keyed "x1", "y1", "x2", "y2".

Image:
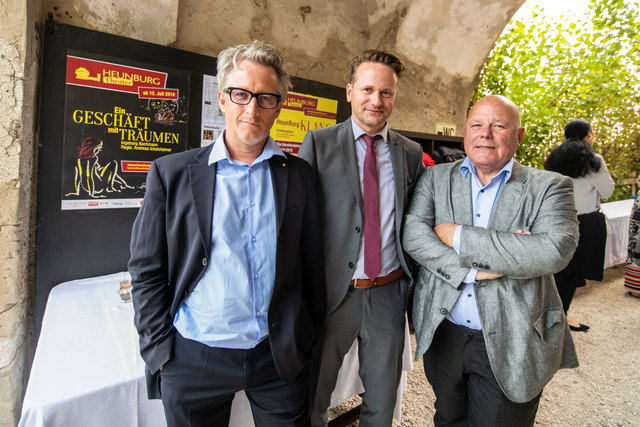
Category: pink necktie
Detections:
[{"x1": 362, "y1": 134, "x2": 381, "y2": 281}]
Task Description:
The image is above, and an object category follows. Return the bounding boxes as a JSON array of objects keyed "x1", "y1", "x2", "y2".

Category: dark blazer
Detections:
[
  {"x1": 128, "y1": 143, "x2": 325, "y2": 398},
  {"x1": 298, "y1": 118, "x2": 424, "y2": 314}
]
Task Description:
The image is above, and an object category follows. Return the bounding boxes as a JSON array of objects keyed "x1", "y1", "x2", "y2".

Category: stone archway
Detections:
[{"x1": 0, "y1": 0, "x2": 525, "y2": 424}]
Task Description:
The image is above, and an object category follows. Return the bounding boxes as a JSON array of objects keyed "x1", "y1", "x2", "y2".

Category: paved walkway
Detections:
[{"x1": 397, "y1": 264, "x2": 640, "y2": 426}]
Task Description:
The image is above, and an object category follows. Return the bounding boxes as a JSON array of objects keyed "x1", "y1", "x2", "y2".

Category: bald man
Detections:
[{"x1": 403, "y1": 95, "x2": 579, "y2": 426}]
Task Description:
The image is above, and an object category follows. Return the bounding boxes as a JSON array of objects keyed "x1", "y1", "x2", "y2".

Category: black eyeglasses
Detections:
[{"x1": 225, "y1": 87, "x2": 282, "y2": 109}]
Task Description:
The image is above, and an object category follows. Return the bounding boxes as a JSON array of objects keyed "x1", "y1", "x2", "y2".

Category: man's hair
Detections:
[
  {"x1": 349, "y1": 49, "x2": 405, "y2": 83},
  {"x1": 217, "y1": 40, "x2": 292, "y2": 98},
  {"x1": 564, "y1": 119, "x2": 592, "y2": 141}
]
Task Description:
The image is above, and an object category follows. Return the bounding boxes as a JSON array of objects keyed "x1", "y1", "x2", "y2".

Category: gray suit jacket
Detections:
[
  {"x1": 298, "y1": 118, "x2": 424, "y2": 314},
  {"x1": 403, "y1": 159, "x2": 579, "y2": 403}
]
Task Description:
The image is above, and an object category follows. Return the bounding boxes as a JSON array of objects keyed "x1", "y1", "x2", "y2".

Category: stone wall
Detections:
[
  {"x1": 0, "y1": 0, "x2": 41, "y2": 424},
  {"x1": 1, "y1": 0, "x2": 524, "y2": 424},
  {"x1": 44, "y1": 0, "x2": 524, "y2": 135}
]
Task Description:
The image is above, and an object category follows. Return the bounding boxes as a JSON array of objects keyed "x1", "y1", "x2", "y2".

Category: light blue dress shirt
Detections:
[
  {"x1": 173, "y1": 132, "x2": 282, "y2": 349},
  {"x1": 350, "y1": 119, "x2": 401, "y2": 280},
  {"x1": 447, "y1": 157, "x2": 514, "y2": 330}
]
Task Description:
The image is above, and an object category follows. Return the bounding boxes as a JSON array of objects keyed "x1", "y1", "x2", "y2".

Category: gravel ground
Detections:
[{"x1": 331, "y1": 264, "x2": 640, "y2": 426}]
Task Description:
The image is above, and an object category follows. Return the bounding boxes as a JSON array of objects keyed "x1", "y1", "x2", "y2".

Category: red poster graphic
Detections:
[{"x1": 66, "y1": 55, "x2": 168, "y2": 94}]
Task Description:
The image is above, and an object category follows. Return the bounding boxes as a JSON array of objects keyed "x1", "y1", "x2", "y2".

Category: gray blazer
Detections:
[
  {"x1": 298, "y1": 118, "x2": 424, "y2": 314},
  {"x1": 403, "y1": 159, "x2": 580, "y2": 403}
]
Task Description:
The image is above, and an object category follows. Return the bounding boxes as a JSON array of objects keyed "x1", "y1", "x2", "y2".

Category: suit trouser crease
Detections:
[{"x1": 311, "y1": 280, "x2": 406, "y2": 427}]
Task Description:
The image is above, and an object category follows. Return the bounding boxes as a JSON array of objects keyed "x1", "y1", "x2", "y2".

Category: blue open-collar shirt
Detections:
[
  {"x1": 447, "y1": 157, "x2": 514, "y2": 330},
  {"x1": 173, "y1": 132, "x2": 283, "y2": 349}
]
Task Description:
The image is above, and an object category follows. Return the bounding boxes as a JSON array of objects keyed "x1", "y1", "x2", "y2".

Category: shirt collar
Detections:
[
  {"x1": 208, "y1": 131, "x2": 285, "y2": 166},
  {"x1": 459, "y1": 157, "x2": 514, "y2": 184},
  {"x1": 350, "y1": 117, "x2": 389, "y2": 144}
]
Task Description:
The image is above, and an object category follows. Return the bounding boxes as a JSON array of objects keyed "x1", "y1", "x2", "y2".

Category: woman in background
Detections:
[{"x1": 545, "y1": 119, "x2": 615, "y2": 331}]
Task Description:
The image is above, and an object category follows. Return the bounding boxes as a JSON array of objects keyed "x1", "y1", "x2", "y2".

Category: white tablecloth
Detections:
[
  {"x1": 18, "y1": 272, "x2": 253, "y2": 427},
  {"x1": 19, "y1": 272, "x2": 412, "y2": 426},
  {"x1": 601, "y1": 199, "x2": 634, "y2": 268}
]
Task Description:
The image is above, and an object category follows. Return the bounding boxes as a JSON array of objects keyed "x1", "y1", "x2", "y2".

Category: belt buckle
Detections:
[{"x1": 353, "y1": 278, "x2": 374, "y2": 288}]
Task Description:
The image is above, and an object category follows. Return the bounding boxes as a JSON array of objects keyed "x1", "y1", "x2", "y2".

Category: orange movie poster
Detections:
[{"x1": 61, "y1": 52, "x2": 189, "y2": 210}]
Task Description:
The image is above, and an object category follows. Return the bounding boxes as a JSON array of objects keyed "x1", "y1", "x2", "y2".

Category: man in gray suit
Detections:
[
  {"x1": 403, "y1": 95, "x2": 579, "y2": 426},
  {"x1": 298, "y1": 50, "x2": 424, "y2": 426}
]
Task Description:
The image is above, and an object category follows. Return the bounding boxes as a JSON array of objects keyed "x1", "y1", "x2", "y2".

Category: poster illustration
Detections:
[
  {"x1": 61, "y1": 52, "x2": 189, "y2": 210},
  {"x1": 271, "y1": 92, "x2": 338, "y2": 154}
]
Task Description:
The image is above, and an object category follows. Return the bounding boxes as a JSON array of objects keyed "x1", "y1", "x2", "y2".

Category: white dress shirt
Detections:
[{"x1": 350, "y1": 119, "x2": 400, "y2": 280}]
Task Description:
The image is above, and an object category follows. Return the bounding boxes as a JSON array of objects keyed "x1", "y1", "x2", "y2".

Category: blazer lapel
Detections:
[
  {"x1": 269, "y1": 155, "x2": 288, "y2": 233},
  {"x1": 488, "y1": 162, "x2": 527, "y2": 231},
  {"x1": 451, "y1": 164, "x2": 474, "y2": 226},
  {"x1": 339, "y1": 120, "x2": 363, "y2": 211},
  {"x1": 188, "y1": 146, "x2": 216, "y2": 251},
  {"x1": 388, "y1": 131, "x2": 406, "y2": 229}
]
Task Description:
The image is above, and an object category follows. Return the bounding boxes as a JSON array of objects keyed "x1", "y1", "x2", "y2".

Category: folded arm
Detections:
[
  {"x1": 402, "y1": 169, "x2": 470, "y2": 288},
  {"x1": 459, "y1": 176, "x2": 579, "y2": 279}
]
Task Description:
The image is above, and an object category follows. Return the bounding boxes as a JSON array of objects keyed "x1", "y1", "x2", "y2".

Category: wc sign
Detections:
[{"x1": 435, "y1": 122, "x2": 456, "y2": 136}]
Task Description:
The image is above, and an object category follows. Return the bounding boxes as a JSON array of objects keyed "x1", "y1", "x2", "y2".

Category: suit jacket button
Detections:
[
  {"x1": 355, "y1": 226, "x2": 361, "y2": 233},
  {"x1": 348, "y1": 262, "x2": 354, "y2": 268},
  {"x1": 446, "y1": 274, "x2": 451, "y2": 280},
  {"x1": 485, "y1": 264, "x2": 490, "y2": 270},
  {"x1": 472, "y1": 262, "x2": 478, "y2": 268},
  {"x1": 440, "y1": 308, "x2": 448, "y2": 315},
  {"x1": 202, "y1": 258, "x2": 208, "y2": 266}
]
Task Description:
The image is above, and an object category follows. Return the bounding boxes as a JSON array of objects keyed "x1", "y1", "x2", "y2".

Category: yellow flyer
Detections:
[{"x1": 271, "y1": 91, "x2": 337, "y2": 154}]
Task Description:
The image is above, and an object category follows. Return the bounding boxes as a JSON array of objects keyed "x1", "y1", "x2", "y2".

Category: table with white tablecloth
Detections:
[
  {"x1": 601, "y1": 199, "x2": 634, "y2": 269},
  {"x1": 18, "y1": 272, "x2": 253, "y2": 427},
  {"x1": 19, "y1": 272, "x2": 412, "y2": 426}
]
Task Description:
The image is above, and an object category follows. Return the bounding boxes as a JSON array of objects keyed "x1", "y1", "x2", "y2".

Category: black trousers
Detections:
[
  {"x1": 160, "y1": 332, "x2": 310, "y2": 427},
  {"x1": 553, "y1": 270, "x2": 584, "y2": 313},
  {"x1": 554, "y1": 210, "x2": 607, "y2": 313},
  {"x1": 424, "y1": 320, "x2": 540, "y2": 427}
]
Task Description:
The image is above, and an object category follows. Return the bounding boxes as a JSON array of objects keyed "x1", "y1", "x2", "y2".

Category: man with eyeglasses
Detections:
[
  {"x1": 298, "y1": 50, "x2": 424, "y2": 426},
  {"x1": 129, "y1": 40, "x2": 325, "y2": 426}
]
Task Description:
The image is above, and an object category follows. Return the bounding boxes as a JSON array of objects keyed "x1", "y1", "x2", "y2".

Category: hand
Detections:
[
  {"x1": 476, "y1": 271, "x2": 504, "y2": 280},
  {"x1": 434, "y1": 222, "x2": 458, "y2": 248},
  {"x1": 514, "y1": 229, "x2": 531, "y2": 235}
]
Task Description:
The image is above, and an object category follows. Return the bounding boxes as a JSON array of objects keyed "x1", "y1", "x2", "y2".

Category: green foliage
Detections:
[{"x1": 474, "y1": 0, "x2": 640, "y2": 200}]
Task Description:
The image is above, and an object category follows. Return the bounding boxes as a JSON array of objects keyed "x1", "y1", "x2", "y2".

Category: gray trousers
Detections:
[{"x1": 311, "y1": 280, "x2": 407, "y2": 427}]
